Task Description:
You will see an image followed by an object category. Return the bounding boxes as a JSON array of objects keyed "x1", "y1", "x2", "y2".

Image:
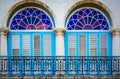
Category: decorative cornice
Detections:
[
  {"x1": 111, "y1": 28, "x2": 120, "y2": 36},
  {"x1": 0, "y1": 27, "x2": 9, "y2": 36},
  {"x1": 54, "y1": 28, "x2": 66, "y2": 36}
]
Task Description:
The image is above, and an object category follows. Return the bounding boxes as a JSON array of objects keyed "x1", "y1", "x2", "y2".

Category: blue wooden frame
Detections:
[
  {"x1": 7, "y1": 31, "x2": 56, "y2": 76},
  {"x1": 8, "y1": 31, "x2": 56, "y2": 57},
  {"x1": 64, "y1": 31, "x2": 112, "y2": 75},
  {"x1": 65, "y1": 31, "x2": 112, "y2": 56}
]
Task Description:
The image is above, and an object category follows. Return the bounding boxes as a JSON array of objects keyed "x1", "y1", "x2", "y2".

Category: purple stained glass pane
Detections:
[
  {"x1": 10, "y1": 8, "x2": 53, "y2": 30},
  {"x1": 67, "y1": 8, "x2": 109, "y2": 30}
]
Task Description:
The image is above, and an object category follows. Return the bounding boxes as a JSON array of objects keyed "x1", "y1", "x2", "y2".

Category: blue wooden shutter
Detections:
[
  {"x1": 23, "y1": 35, "x2": 30, "y2": 56},
  {"x1": 100, "y1": 34, "x2": 108, "y2": 56},
  {"x1": 79, "y1": 35, "x2": 86, "y2": 56},
  {"x1": 12, "y1": 35, "x2": 20, "y2": 56},
  {"x1": 34, "y1": 35, "x2": 40, "y2": 56},
  {"x1": 68, "y1": 34, "x2": 76, "y2": 56},
  {"x1": 90, "y1": 34, "x2": 97, "y2": 56},
  {"x1": 44, "y1": 34, "x2": 52, "y2": 56}
]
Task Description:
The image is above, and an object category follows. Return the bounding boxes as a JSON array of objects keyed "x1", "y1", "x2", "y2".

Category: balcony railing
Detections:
[{"x1": 0, "y1": 56, "x2": 120, "y2": 76}]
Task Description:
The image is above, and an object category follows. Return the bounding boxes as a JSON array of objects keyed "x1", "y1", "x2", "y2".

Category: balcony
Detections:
[{"x1": 0, "y1": 56, "x2": 120, "y2": 77}]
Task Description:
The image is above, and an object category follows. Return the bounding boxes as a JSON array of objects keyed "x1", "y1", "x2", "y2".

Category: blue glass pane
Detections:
[
  {"x1": 42, "y1": 14, "x2": 47, "y2": 19},
  {"x1": 92, "y1": 11, "x2": 97, "y2": 16},
  {"x1": 78, "y1": 11, "x2": 83, "y2": 15},
  {"x1": 22, "y1": 10, "x2": 27, "y2": 15},
  {"x1": 69, "y1": 21, "x2": 74, "y2": 25},
  {"x1": 28, "y1": 8, "x2": 34, "y2": 14},
  {"x1": 45, "y1": 20, "x2": 51, "y2": 25},
  {"x1": 36, "y1": 10, "x2": 41, "y2": 15},
  {"x1": 73, "y1": 15, "x2": 77, "y2": 19},
  {"x1": 102, "y1": 21, "x2": 107, "y2": 25},
  {"x1": 98, "y1": 15, "x2": 103, "y2": 19},
  {"x1": 85, "y1": 9, "x2": 90, "y2": 14},
  {"x1": 12, "y1": 20, "x2": 17, "y2": 25},
  {"x1": 16, "y1": 14, "x2": 21, "y2": 19}
]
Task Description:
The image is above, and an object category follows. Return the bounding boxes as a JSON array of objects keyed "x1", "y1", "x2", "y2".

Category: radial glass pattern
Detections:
[
  {"x1": 10, "y1": 8, "x2": 53, "y2": 30},
  {"x1": 67, "y1": 8, "x2": 109, "y2": 30}
]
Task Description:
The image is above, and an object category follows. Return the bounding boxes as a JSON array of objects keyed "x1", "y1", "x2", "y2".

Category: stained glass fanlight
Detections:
[
  {"x1": 10, "y1": 8, "x2": 53, "y2": 30},
  {"x1": 67, "y1": 8, "x2": 109, "y2": 30}
]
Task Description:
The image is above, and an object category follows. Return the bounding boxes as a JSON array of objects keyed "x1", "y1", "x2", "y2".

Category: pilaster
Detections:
[
  {"x1": 54, "y1": 28, "x2": 66, "y2": 56},
  {"x1": 0, "y1": 27, "x2": 9, "y2": 56},
  {"x1": 111, "y1": 28, "x2": 120, "y2": 56}
]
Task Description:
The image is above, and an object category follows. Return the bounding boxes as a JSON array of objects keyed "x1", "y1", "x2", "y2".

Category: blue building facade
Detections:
[{"x1": 0, "y1": 0, "x2": 120, "y2": 77}]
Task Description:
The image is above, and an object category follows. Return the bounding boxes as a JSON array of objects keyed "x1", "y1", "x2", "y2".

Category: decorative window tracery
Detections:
[
  {"x1": 10, "y1": 8, "x2": 53, "y2": 30},
  {"x1": 67, "y1": 8, "x2": 109, "y2": 30}
]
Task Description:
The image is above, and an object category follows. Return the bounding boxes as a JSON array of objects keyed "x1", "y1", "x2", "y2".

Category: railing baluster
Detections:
[{"x1": 0, "y1": 56, "x2": 120, "y2": 76}]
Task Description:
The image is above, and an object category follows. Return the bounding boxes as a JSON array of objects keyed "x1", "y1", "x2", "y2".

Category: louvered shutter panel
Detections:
[
  {"x1": 90, "y1": 34, "x2": 97, "y2": 56},
  {"x1": 101, "y1": 34, "x2": 108, "y2": 56},
  {"x1": 68, "y1": 35, "x2": 76, "y2": 56},
  {"x1": 12, "y1": 35, "x2": 20, "y2": 56},
  {"x1": 44, "y1": 35, "x2": 51, "y2": 56},
  {"x1": 34, "y1": 35, "x2": 40, "y2": 56},
  {"x1": 79, "y1": 35, "x2": 86, "y2": 56},
  {"x1": 23, "y1": 35, "x2": 30, "y2": 56}
]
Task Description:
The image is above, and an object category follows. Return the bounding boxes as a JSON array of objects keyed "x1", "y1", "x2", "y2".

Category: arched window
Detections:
[
  {"x1": 65, "y1": 7, "x2": 112, "y2": 56},
  {"x1": 8, "y1": 7, "x2": 55, "y2": 56},
  {"x1": 10, "y1": 8, "x2": 52, "y2": 30}
]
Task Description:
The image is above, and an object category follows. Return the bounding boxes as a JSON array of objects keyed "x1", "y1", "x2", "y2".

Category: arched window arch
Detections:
[
  {"x1": 65, "y1": 7, "x2": 112, "y2": 56},
  {"x1": 7, "y1": 5, "x2": 55, "y2": 56},
  {"x1": 66, "y1": 8, "x2": 110, "y2": 30},
  {"x1": 10, "y1": 7, "x2": 53, "y2": 30}
]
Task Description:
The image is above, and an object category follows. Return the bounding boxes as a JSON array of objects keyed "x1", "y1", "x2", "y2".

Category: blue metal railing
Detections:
[{"x1": 0, "y1": 56, "x2": 120, "y2": 76}]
